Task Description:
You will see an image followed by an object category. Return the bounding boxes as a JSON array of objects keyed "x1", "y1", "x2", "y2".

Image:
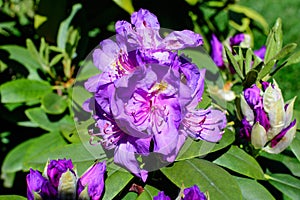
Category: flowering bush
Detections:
[{"x1": 0, "y1": 1, "x2": 300, "y2": 200}]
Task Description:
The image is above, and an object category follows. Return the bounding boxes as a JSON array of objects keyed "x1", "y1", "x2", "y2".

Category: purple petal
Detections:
[
  {"x1": 26, "y1": 169, "x2": 57, "y2": 200},
  {"x1": 271, "y1": 119, "x2": 296, "y2": 147},
  {"x1": 210, "y1": 34, "x2": 224, "y2": 68},
  {"x1": 153, "y1": 191, "x2": 171, "y2": 200},
  {"x1": 254, "y1": 107, "x2": 271, "y2": 131},
  {"x1": 254, "y1": 45, "x2": 266, "y2": 60},
  {"x1": 244, "y1": 85, "x2": 262, "y2": 109},
  {"x1": 183, "y1": 185, "x2": 206, "y2": 200},
  {"x1": 77, "y1": 161, "x2": 106, "y2": 200},
  {"x1": 47, "y1": 159, "x2": 74, "y2": 188},
  {"x1": 159, "y1": 30, "x2": 203, "y2": 50},
  {"x1": 131, "y1": 8, "x2": 160, "y2": 30},
  {"x1": 230, "y1": 33, "x2": 245, "y2": 46},
  {"x1": 240, "y1": 118, "x2": 252, "y2": 140},
  {"x1": 182, "y1": 108, "x2": 226, "y2": 142},
  {"x1": 93, "y1": 39, "x2": 120, "y2": 71},
  {"x1": 114, "y1": 140, "x2": 150, "y2": 182}
]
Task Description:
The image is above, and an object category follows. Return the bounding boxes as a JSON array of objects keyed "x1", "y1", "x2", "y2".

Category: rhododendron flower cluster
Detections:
[
  {"x1": 26, "y1": 159, "x2": 106, "y2": 200},
  {"x1": 83, "y1": 8, "x2": 227, "y2": 181},
  {"x1": 240, "y1": 80, "x2": 297, "y2": 153}
]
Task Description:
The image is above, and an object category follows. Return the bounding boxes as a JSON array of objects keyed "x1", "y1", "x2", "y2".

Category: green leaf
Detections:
[
  {"x1": 161, "y1": 158, "x2": 242, "y2": 200},
  {"x1": 137, "y1": 185, "x2": 160, "y2": 200},
  {"x1": 264, "y1": 18, "x2": 283, "y2": 64},
  {"x1": 22, "y1": 132, "x2": 67, "y2": 171},
  {"x1": 283, "y1": 50, "x2": 300, "y2": 67},
  {"x1": 25, "y1": 142, "x2": 106, "y2": 175},
  {"x1": 0, "y1": 196, "x2": 27, "y2": 200},
  {"x1": 102, "y1": 163, "x2": 134, "y2": 200},
  {"x1": 41, "y1": 93, "x2": 68, "y2": 114},
  {"x1": 1, "y1": 79, "x2": 52, "y2": 103},
  {"x1": 25, "y1": 107, "x2": 72, "y2": 131},
  {"x1": 176, "y1": 128, "x2": 235, "y2": 161},
  {"x1": 234, "y1": 177, "x2": 275, "y2": 200},
  {"x1": 259, "y1": 151, "x2": 300, "y2": 177},
  {"x1": 267, "y1": 173, "x2": 300, "y2": 199},
  {"x1": 224, "y1": 45, "x2": 244, "y2": 79},
  {"x1": 112, "y1": 0, "x2": 134, "y2": 14},
  {"x1": 57, "y1": 4, "x2": 82, "y2": 50},
  {"x1": 1, "y1": 139, "x2": 35, "y2": 187},
  {"x1": 213, "y1": 145, "x2": 265, "y2": 180},
  {"x1": 26, "y1": 38, "x2": 47, "y2": 71},
  {"x1": 290, "y1": 131, "x2": 300, "y2": 162},
  {"x1": 122, "y1": 192, "x2": 138, "y2": 200},
  {"x1": 272, "y1": 43, "x2": 297, "y2": 61},
  {"x1": 0, "y1": 45, "x2": 41, "y2": 80}
]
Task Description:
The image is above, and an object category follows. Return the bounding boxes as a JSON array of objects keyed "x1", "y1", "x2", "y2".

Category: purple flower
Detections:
[
  {"x1": 46, "y1": 158, "x2": 74, "y2": 188},
  {"x1": 26, "y1": 169, "x2": 57, "y2": 200},
  {"x1": 210, "y1": 33, "x2": 266, "y2": 72},
  {"x1": 153, "y1": 191, "x2": 171, "y2": 200},
  {"x1": 77, "y1": 161, "x2": 106, "y2": 200},
  {"x1": 210, "y1": 34, "x2": 224, "y2": 69},
  {"x1": 153, "y1": 185, "x2": 206, "y2": 200},
  {"x1": 84, "y1": 8, "x2": 226, "y2": 181},
  {"x1": 240, "y1": 81, "x2": 297, "y2": 153},
  {"x1": 26, "y1": 159, "x2": 106, "y2": 200},
  {"x1": 183, "y1": 185, "x2": 206, "y2": 200}
]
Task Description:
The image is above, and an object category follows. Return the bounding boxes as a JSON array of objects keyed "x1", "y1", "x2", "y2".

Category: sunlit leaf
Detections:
[
  {"x1": 0, "y1": 79, "x2": 52, "y2": 103},
  {"x1": 161, "y1": 158, "x2": 242, "y2": 200},
  {"x1": 112, "y1": 0, "x2": 134, "y2": 14},
  {"x1": 57, "y1": 4, "x2": 82, "y2": 50},
  {"x1": 224, "y1": 45, "x2": 244, "y2": 80},
  {"x1": 213, "y1": 145, "x2": 265, "y2": 180},
  {"x1": 0, "y1": 196, "x2": 27, "y2": 200},
  {"x1": 264, "y1": 18, "x2": 283, "y2": 64}
]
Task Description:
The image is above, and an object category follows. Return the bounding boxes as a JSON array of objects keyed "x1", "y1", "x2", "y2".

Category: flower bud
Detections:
[
  {"x1": 58, "y1": 169, "x2": 77, "y2": 199},
  {"x1": 251, "y1": 122, "x2": 268, "y2": 149},
  {"x1": 77, "y1": 161, "x2": 106, "y2": 200}
]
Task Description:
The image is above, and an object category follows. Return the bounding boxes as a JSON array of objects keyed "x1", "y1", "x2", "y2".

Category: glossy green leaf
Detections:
[
  {"x1": 264, "y1": 18, "x2": 283, "y2": 63},
  {"x1": 289, "y1": 131, "x2": 300, "y2": 162},
  {"x1": 161, "y1": 158, "x2": 242, "y2": 200},
  {"x1": 176, "y1": 128, "x2": 235, "y2": 161},
  {"x1": 137, "y1": 185, "x2": 160, "y2": 200},
  {"x1": 57, "y1": 4, "x2": 82, "y2": 50},
  {"x1": 0, "y1": 45, "x2": 41, "y2": 80},
  {"x1": 0, "y1": 196, "x2": 27, "y2": 200},
  {"x1": 112, "y1": 0, "x2": 134, "y2": 14},
  {"x1": 1, "y1": 139, "x2": 34, "y2": 187},
  {"x1": 260, "y1": 151, "x2": 300, "y2": 177},
  {"x1": 234, "y1": 177, "x2": 275, "y2": 200},
  {"x1": 102, "y1": 163, "x2": 134, "y2": 200},
  {"x1": 267, "y1": 173, "x2": 300, "y2": 199},
  {"x1": 213, "y1": 145, "x2": 265, "y2": 180},
  {"x1": 22, "y1": 132, "x2": 67, "y2": 171},
  {"x1": 25, "y1": 107, "x2": 57, "y2": 131},
  {"x1": 0, "y1": 79, "x2": 52, "y2": 103},
  {"x1": 41, "y1": 93, "x2": 68, "y2": 114},
  {"x1": 25, "y1": 142, "x2": 106, "y2": 175}
]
